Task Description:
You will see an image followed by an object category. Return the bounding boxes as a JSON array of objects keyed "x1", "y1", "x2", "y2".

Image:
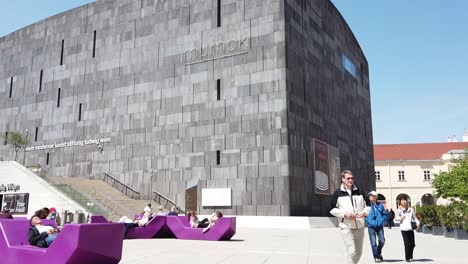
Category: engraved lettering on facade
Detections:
[{"x1": 185, "y1": 37, "x2": 250, "y2": 65}]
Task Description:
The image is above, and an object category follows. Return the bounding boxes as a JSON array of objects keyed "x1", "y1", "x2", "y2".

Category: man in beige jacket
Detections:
[{"x1": 330, "y1": 170, "x2": 370, "y2": 264}]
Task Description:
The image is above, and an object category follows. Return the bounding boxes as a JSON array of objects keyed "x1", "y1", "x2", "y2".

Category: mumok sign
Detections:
[{"x1": 185, "y1": 37, "x2": 250, "y2": 65}]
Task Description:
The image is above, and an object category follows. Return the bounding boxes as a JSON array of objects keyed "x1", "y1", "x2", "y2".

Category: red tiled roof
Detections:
[{"x1": 374, "y1": 142, "x2": 468, "y2": 161}]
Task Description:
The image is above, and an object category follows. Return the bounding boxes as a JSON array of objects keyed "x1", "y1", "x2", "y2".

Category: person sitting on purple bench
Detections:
[
  {"x1": 0, "y1": 208, "x2": 13, "y2": 219},
  {"x1": 28, "y1": 215, "x2": 60, "y2": 248},
  {"x1": 155, "y1": 206, "x2": 167, "y2": 216},
  {"x1": 202, "y1": 211, "x2": 223, "y2": 233},
  {"x1": 167, "y1": 206, "x2": 178, "y2": 216}
]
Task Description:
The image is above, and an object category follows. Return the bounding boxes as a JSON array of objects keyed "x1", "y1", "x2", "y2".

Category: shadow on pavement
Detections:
[
  {"x1": 227, "y1": 239, "x2": 245, "y2": 242},
  {"x1": 379, "y1": 258, "x2": 434, "y2": 263}
]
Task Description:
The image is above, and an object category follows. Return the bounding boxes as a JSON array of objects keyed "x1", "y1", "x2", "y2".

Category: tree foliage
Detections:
[
  {"x1": 6, "y1": 131, "x2": 29, "y2": 161},
  {"x1": 432, "y1": 151, "x2": 468, "y2": 202}
]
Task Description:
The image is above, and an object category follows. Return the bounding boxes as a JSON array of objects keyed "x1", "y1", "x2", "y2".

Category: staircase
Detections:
[
  {"x1": 25, "y1": 164, "x2": 185, "y2": 221},
  {"x1": 47, "y1": 176, "x2": 150, "y2": 221}
]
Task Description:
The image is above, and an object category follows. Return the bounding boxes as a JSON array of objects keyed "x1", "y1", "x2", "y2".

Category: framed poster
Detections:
[
  {"x1": 313, "y1": 139, "x2": 329, "y2": 195},
  {"x1": 2, "y1": 193, "x2": 29, "y2": 214}
]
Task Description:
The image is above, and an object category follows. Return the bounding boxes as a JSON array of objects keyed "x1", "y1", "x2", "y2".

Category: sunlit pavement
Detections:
[{"x1": 120, "y1": 227, "x2": 467, "y2": 264}]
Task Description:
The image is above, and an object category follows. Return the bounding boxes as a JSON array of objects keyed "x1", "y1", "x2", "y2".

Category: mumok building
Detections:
[{"x1": 0, "y1": 0, "x2": 373, "y2": 216}]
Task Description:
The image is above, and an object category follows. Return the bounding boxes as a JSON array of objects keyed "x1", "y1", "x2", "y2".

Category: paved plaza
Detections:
[{"x1": 120, "y1": 227, "x2": 467, "y2": 264}]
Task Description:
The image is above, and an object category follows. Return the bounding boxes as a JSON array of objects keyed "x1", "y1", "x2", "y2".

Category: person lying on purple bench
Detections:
[
  {"x1": 186, "y1": 210, "x2": 224, "y2": 232},
  {"x1": 202, "y1": 211, "x2": 223, "y2": 233},
  {"x1": 34, "y1": 207, "x2": 50, "y2": 219},
  {"x1": 118, "y1": 211, "x2": 152, "y2": 235},
  {"x1": 187, "y1": 210, "x2": 209, "y2": 228},
  {"x1": 28, "y1": 215, "x2": 60, "y2": 248}
]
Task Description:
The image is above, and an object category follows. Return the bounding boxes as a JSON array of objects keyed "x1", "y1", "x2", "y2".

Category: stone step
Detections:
[{"x1": 47, "y1": 176, "x2": 165, "y2": 221}]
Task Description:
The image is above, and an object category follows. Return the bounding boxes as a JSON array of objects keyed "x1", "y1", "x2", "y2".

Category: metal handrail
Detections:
[
  {"x1": 152, "y1": 189, "x2": 186, "y2": 214},
  {"x1": 88, "y1": 189, "x2": 133, "y2": 217},
  {"x1": 102, "y1": 172, "x2": 140, "y2": 199},
  {"x1": 55, "y1": 184, "x2": 111, "y2": 218},
  {"x1": 26, "y1": 164, "x2": 124, "y2": 220},
  {"x1": 26, "y1": 164, "x2": 51, "y2": 180}
]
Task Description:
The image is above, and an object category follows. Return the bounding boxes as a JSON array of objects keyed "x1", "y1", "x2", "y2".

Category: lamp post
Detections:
[
  {"x1": 148, "y1": 170, "x2": 154, "y2": 203},
  {"x1": 23, "y1": 129, "x2": 29, "y2": 166},
  {"x1": 387, "y1": 160, "x2": 393, "y2": 209}
]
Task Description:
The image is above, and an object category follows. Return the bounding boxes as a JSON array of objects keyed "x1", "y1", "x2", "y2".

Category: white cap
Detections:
[{"x1": 368, "y1": 191, "x2": 378, "y2": 196}]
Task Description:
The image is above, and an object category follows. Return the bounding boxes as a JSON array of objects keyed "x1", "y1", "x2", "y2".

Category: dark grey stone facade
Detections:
[{"x1": 0, "y1": 0, "x2": 374, "y2": 216}]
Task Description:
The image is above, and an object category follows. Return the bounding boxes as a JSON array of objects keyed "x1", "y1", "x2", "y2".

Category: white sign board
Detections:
[{"x1": 201, "y1": 188, "x2": 231, "y2": 207}]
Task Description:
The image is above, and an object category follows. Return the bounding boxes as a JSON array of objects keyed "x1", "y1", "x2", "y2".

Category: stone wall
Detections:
[{"x1": 284, "y1": 0, "x2": 374, "y2": 216}]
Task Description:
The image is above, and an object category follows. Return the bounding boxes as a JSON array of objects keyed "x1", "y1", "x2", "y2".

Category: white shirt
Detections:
[
  {"x1": 35, "y1": 224, "x2": 54, "y2": 234},
  {"x1": 395, "y1": 207, "x2": 420, "y2": 231}
]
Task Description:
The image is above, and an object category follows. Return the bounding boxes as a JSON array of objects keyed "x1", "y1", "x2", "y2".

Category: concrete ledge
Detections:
[{"x1": 198, "y1": 215, "x2": 339, "y2": 230}]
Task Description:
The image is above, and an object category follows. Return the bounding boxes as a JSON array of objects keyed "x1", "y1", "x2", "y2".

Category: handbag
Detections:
[{"x1": 410, "y1": 209, "x2": 417, "y2": 230}]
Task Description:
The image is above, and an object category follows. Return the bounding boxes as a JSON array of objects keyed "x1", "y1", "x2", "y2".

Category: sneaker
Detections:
[
  {"x1": 406, "y1": 259, "x2": 411, "y2": 262},
  {"x1": 378, "y1": 255, "x2": 383, "y2": 261},
  {"x1": 374, "y1": 258, "x2": 381, "y2": 263}
]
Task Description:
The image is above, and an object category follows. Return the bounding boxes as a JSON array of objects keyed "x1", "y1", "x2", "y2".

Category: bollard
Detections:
[
  {"x1": 74, "y1": 210, "x2": 86, "y2": 223},
  {"x1": 67, "y1": 211, "x2": 74, "y2": 223},
  {"x1": 60, "y1": 210, "x2": 68, "y2": 226}
]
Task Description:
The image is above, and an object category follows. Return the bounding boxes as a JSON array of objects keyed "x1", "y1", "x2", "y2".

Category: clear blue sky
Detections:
[
  {"x1": 331, "y1": 0, "x2": 468, "y2": 144},
  {"x1": 1, "y1": 1, "x2": 467, "y2": 144}
]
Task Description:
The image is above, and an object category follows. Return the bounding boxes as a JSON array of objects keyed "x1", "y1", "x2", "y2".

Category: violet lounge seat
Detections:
[
  {"x1": 90, "y1": 215, "x2": 173, "y2": 239},
  {"x1": 0, "y1": 218, "x2": 124, "y2": 264},
  {"x1": 166, "y1": 216, "x2": 236, "y2": 241}
]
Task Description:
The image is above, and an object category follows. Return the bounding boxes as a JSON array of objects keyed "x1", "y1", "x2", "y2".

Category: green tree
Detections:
[
  {"x1": 6, "y1": 131, "x2": 29, "y2": 161},
  {"x1": 432, "y1": 151, "x2": 468, "y2": 202}
]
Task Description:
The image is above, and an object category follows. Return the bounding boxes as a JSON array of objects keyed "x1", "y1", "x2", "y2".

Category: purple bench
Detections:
[
  {"x1": 166, "y1": 216, "x2": 236, "y2": 241},
  {"x1": 90, "y1": 215, "x2": 173, "y2": 239},
  {"x1": 0, "y1": 218, "x2": 123, "y2": 264}
]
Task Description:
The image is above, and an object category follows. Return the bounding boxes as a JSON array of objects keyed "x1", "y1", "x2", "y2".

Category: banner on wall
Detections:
[
  {"x1": 2, "y1": 193, "x2": 29, "y2": 213},
  {"x1": 313, "y1": 139, "x2": 330, "y2": 195},
  {"x1": 313, "y1": 139, "x2": 341, "y2": 195}
]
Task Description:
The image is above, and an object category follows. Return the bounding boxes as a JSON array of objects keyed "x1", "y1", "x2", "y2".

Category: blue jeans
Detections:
[
  {"x1": 368, "y1": 227, "x2": 385, "y2": 258},
  {"x1": 45, "y1": 234, "x2": 57, "y2": 246}
]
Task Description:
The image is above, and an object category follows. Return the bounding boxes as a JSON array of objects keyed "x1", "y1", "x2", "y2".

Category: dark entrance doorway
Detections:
[{"x1": 185, "y1": 179, "x2": 199, "y2": 212}]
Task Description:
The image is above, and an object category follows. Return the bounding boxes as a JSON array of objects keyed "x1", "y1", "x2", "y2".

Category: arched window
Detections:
[
  {"x1": 421, "y1": 193, "x2": 434, "y2": 205},
  {"x1": 377, "y1": 194, "x2": 386, "y2": 201},
  {"x1": 396, "y1": 193, "x2": 411, "y2": 207}
]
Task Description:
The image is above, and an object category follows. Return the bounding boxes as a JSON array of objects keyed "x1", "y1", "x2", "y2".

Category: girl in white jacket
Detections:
[{"x1": 395, "y1": 198, "x2": 420, "y2": 262}]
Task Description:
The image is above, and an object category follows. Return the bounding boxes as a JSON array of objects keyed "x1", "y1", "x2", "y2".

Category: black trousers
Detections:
[
  {"x1": 401, "y1": 230, "x2": 415, "y2": 260},
  {"x1": 197, "y1": 218, "x2": 209, "y2": 228},
  {"x1": 124, "y1": 223, "x2": 139, "y2": 235}
]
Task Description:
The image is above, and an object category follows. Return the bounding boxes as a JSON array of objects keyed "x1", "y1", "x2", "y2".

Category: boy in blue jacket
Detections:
[{"x1": 366, "y1": 191, "x2": 387, "y2": 263}]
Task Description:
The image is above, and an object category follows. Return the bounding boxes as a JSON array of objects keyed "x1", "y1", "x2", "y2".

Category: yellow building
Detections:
[{"x1": 374, "y1": 141, "x2": 468, "y2": 210}]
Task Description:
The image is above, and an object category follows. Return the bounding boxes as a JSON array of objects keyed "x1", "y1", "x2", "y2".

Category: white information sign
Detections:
[{"x1": 201, "y1": 188, "x2": 231, "y2": 207}]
